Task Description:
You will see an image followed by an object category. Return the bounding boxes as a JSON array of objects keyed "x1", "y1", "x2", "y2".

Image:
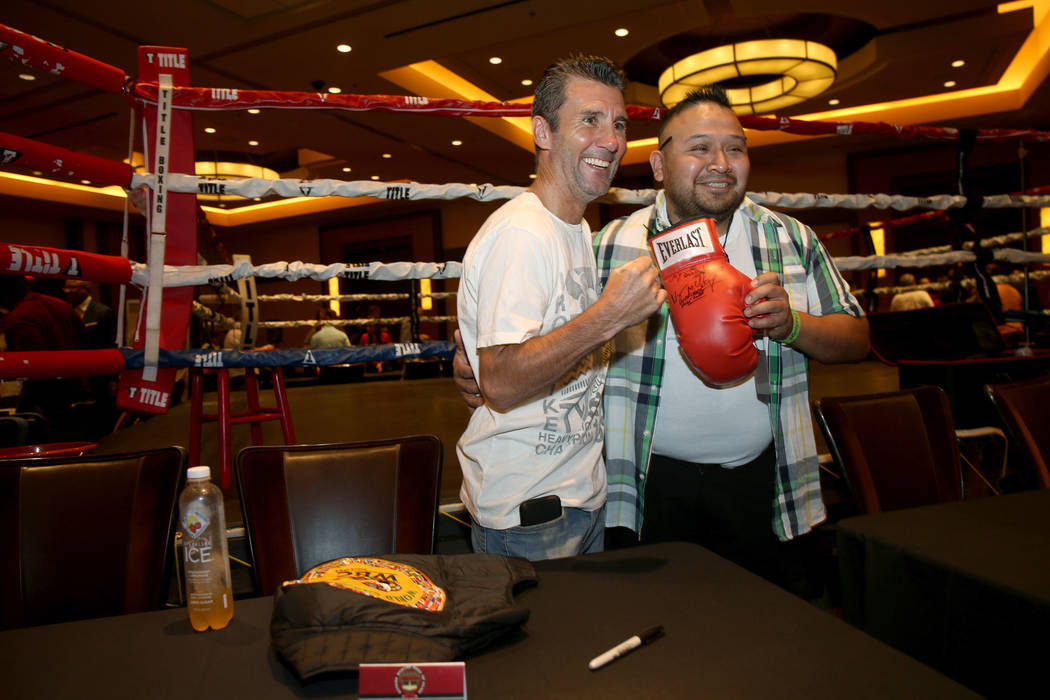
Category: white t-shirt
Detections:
[
  {"x1": 652, "y1": 209, "x2": 773, "y2": 466},
  {"x1": 457, "y1": 192, "x2": 609, "y2": 529},
  {"x1": 890, "y1": 290, "x2": 935, "y2": 311}
]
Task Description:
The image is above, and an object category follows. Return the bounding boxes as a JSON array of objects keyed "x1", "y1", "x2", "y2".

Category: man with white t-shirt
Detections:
[{"x1": 455, "y1": 55, "x2": 666, "y2": 561}]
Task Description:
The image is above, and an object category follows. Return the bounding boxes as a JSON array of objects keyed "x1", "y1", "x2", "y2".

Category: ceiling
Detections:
[{"x1": 2, "y1": 0, "x2": 1049, "y2": 209}]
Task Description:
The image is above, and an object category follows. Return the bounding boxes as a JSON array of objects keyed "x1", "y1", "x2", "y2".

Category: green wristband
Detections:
[{"x1": 778, "y1": 309, "x2": 801, "y2": 345}]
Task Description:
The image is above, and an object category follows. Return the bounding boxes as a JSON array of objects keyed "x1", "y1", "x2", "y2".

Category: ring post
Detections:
[{"x1": 116, "y1": 46, "x2": 196, "y2": 415}]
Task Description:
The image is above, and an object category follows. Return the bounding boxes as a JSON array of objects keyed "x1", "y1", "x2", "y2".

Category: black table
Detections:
[
  {"x1": 2, "y1": 542, "x2": 976, "y2": 699},
  {"x1": 838, "y1": 489, "x2": 1050, "y2": 699}
]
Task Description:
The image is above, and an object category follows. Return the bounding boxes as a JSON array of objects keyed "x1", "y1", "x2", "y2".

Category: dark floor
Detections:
[{"x1": 93, "y1": 360, "x2": 900, "y2": 520}]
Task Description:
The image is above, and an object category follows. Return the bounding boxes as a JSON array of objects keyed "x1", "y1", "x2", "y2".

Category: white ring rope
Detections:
[
  {"x1": 894, "y1": 226, "x2": 1050, "y2": 257},
  {"x1": 750, "y1": 192, "x2": 966, "y2": 210},
  {"x1": 834, "y1": 248, "x2": 1050, "y2": 272},
  {"x1": 130, "y1": 259, "x2": 462, "y2": 287},
  {"x1": 128, "y1": 173, "x2": 1050, "y2": 211},
  {"x1": 261, "y1": 291, "x2": 456, "y2": 303},
  {"x1": 995, "y1": 248, "x2": 1050, "y2": 265},
  {"x1": 258, "y1": 316, "x2": 458, "y2": 329},
  {"x1": 873, "y1": 270, "x2": 1050, "y2": 295},
  {"x1": 198, "y1": 291, "x2": 456, "y2": 304},
  {"x1": 751, "y1": 192, "x2": 1050, "y2": 210},
  {"x1": 131, "y1": 173, "x2": 657, "y2": 206},
  {"x1": 157, "y1": 245, "x2": 1048, "y2": 286},
  {"x1": 833, "y1": 251, "x2": 976, "y2": 271}
]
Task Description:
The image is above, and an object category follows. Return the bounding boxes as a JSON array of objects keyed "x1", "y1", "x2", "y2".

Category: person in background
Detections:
[
  {"x1": 0, "y1": 274, "x2": 90, "y2": 436},
  {"x1": 63, "y1": 279, "x2": 117, "y2": 349},
  {"x1": 359, "y1": 304, "x2": 393, "y2": 346},
  {"x1": 309, "y1": 308, "x2": 352, "y2": 349},
  {"x1": 890, "y1": 273, "x2": 935, "y2": 311},
  {"x1": 63, "y1": 278, "x2": 119, "y2": 437},
  {"x1": 359, "y1": 304, "x2": 394, "y2": 372}
]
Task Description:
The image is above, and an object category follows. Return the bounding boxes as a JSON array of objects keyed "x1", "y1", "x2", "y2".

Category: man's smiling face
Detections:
[
  {"x1": 546, "y1": 77, "x2": 628, "y2": 207},
  {"x1": 650, "y1": 101, "x2": 750, "y2": 228}
]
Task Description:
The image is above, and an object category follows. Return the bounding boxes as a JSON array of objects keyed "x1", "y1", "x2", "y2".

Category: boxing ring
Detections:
[{"x1": 3, "y1": 23, "x2": 1050, "y2": 488}]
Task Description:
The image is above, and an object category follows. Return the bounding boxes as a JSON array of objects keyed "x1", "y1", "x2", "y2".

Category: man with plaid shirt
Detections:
[
  {"x1": 456, "y1": 86, "x2": 867, "y2": 587},
  {"x1": 598, "y1": 87, "x2": 867, "y2": 588}
]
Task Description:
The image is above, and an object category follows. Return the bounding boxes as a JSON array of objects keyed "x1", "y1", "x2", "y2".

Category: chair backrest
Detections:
[
  {"x1": 0, "y1": 412, "x2": 50, "y2": 448},
  {"x1": 985, "y1": 375, "x2": 1050, "y2": 489},
  {"x1": 0, "y1": 446, "x2": 186, "y2": 629},
  {"x1": 813, "y1": 386, "x2": 963, "y2": 514},
  {"x1": 236, "y1": 435, "x2": 443, "y2": 596}
]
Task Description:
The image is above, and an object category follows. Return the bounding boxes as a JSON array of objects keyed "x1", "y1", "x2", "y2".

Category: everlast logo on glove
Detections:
[
  {"x1": 652, "y1": 220, "x2": 717, "y2": 268},
  {"x1": 648, "y1": 217, "x2": 758, "y2": 386}
]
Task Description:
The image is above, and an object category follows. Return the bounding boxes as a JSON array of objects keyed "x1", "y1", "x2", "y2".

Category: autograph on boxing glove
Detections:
[{"x1": 648, "y1": 217, "x2": 758, "y2": 386}]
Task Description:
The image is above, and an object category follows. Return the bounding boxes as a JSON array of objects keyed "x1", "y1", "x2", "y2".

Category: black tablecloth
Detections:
[
  {"x1": 2, "y1": 541, "x2": 977, "y2": 699},
  {"x1": 838, "y1": 489, "x2": 1050, "y2": 698}
]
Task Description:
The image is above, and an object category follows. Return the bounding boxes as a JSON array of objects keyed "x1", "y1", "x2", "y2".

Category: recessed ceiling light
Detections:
[
  {"x1": 371, "y1": 175, "x2": 380, "y2": 180},
  {"x1": 451, "y1": 139, "x2": 463, "y2": 146},
  {"x1": 327, "y1": 86, "x2": 342, "y2": 94},
  {"x1": 615, "y1": 28, "x2": 629, "y2": 37},
  {"x1": 253, "y1": 197, "x2": 261, "y2": 201},
  {"x1": 529, "y1": 173, "x2": 537, "y2": 179},
  {"x1": 828, "y1": 98, "x2": 840, "y2": 106},
  {"x1": 382, "y1": 153, "x2": 392, "y2": 159},
  {"x1": 951, "y1": 59, "x2": 965, "y2": 68},
  {"x1": 81, "y1": 180, "x2": 91, "y2": 185},
  {"x1": 342, "y1": 167, "x2": 352, "y2": 172},
  {"x1": 521, "y1": 79, "x2": 533, "y2": 87},
  {"x1": 944, "y1": 80, "x2": 957, "y2": 88},
  {"x1": 336, "y1": 44, "x2": 352, "y2": 53},
  {"x1": 18, "y1": 73, "x2": 36, "y2": 81},
  {"x1": 247, "y1": 108, "x2": 260, "y2": 114},
  {"x1": 248, "y1": 140, "x2": 259, "y2": 146},
  {"x1": 489, "y1": 56, "x2": 502, "y2": 65},
  {"x1": 204, "y1": 127, "x2": 216, "y2": 134},
  {"x1": 32, "y1": 171, "x2": 42, "y2": 176}
]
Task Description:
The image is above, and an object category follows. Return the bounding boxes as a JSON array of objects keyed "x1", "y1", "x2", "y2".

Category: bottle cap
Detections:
[{"x1": 187, "y1": 466, "x2": 212, "y2": 480}]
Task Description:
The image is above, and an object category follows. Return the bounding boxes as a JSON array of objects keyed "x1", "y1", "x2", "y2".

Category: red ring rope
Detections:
[
  {"x1": 124, "y1": 82, "x2": 1050, "y2": 144},
  {"x1": 0, "y1": 349, "x2": 125, "y2": 380},
  {"x1": 1, "y1": 243, "x2": 133, "y2": 284},
  {"x1": 0, "y1": 24, "x2": 126, "y2": 94},
  {"x1": 0, "y1": 131, "x2": 133, "y2": 187}
]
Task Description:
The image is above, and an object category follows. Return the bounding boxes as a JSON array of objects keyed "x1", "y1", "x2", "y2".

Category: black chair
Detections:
[
  {"x1": 236, "y1": 436, "x2": 443, "y2": 596},
  {"x1": 814, "y1": 386, "x2": 963, "y2": 514},
  {"x1": 0, "y1": 412, "x2": 49, "y2": 448},
  {"x1": 0, "y1": 446, "x2": 186, "y2": 629},
  {"x1": 985, "y1": 375, "x2": 1050, "y2": 489}
]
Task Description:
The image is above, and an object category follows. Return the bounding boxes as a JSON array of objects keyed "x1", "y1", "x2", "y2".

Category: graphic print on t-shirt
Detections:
[{"x1": 537, "y1": 265, "x2": 607, "y2": 457}]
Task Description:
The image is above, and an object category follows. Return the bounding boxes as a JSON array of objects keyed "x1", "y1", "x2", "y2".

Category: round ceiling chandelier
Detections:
[
  {"x1": 658, "y1": 39, "x2": 837, "y2": 115},
  {"x1": 193, "y1": 161, "x2": 279, "y2": 202}
]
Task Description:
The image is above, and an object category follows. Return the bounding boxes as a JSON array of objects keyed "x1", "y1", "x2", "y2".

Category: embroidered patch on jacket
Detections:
[{"x1": 288, "y1": 557, "x2": 447, "y2": 611}]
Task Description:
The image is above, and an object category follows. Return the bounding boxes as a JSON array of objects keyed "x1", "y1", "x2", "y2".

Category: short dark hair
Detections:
[
  {"x1": 531, "y1": 54, "x2": 627, "y2": 131},
  {"x1": 658, "y1": 86, "x2": 733, "y2": 142}
]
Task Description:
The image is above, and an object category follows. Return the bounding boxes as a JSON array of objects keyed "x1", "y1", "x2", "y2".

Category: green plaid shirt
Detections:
[{"x1": 595, "y1": 192, "x2": 864, "y2": 540}]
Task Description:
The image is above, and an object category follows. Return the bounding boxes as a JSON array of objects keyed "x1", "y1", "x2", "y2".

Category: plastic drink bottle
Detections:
[{"x1": 178, "y1": 466, "x2": 234, "y2": 631}]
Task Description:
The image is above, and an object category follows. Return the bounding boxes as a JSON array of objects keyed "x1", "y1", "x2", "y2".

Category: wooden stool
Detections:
[{"x1": 188, "y1": 366, "x2": 296, "y2": 489}]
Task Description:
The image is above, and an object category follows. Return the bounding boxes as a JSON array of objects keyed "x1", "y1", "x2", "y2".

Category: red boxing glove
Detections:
[{"x1": 648, "y1": 217, "x2": 758, "y2": 386}]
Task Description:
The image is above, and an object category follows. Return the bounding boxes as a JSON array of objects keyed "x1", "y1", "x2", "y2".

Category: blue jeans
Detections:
[{"x1": 471, "y1": 504, "x2": 606, "y2": 561}]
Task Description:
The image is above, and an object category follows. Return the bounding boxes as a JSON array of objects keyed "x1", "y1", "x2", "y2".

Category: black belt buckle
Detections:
[{"x1": 519, "y1": 494, "x2": 562, "y2": 526}]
